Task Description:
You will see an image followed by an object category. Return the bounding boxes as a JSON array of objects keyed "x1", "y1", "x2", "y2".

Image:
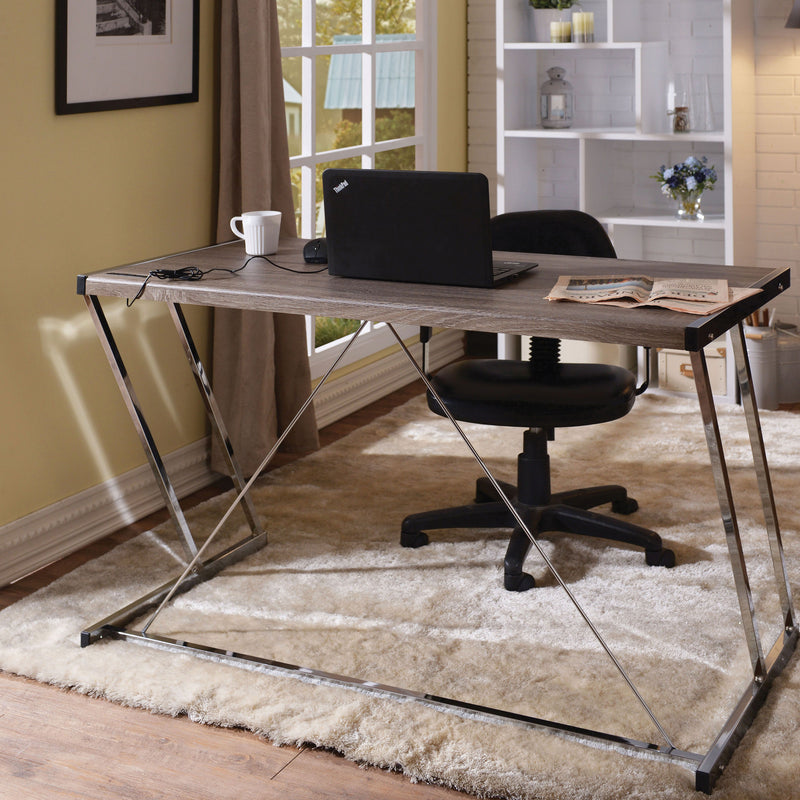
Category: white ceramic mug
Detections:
[{"x1": 230, "y1": 210, "x2": 282, "y2": 256}]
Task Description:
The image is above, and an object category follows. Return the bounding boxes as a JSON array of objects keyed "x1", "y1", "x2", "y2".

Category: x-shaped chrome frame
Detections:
[{"x1": 81, "y1": 293, "x2": 798, "y2": 794}]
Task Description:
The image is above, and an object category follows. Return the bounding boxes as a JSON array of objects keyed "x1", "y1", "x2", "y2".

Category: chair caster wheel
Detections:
[
  {"x1": 474, "y1": 479, "x2": 495, "y2": 503},
  {"x1": 401, "y1": 530, "x2": 429, "y2": 548},
  {"x1": 504, "y1": 572, "x2": 536, "y2": 591},
  {"x1": 612, "y1": 497, "x2": 639, "y2": 514},
  {"x1": 646, "y1": 548, "x2": 676, "y2": 568}
]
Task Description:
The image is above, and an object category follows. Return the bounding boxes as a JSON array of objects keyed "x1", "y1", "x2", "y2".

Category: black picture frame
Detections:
[{"x1": 56, "y1": 0, "x2": 199, "y2": 115}]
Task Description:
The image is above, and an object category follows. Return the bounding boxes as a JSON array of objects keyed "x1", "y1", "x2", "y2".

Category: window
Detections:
[{"x1": 279, "y1": 1, "x2": 436, "y2": 379}]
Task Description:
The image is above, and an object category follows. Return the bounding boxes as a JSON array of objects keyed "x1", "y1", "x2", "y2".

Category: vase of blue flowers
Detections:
[{"x1": 650, "y1": 156, "x2": 717, "y2": 221}]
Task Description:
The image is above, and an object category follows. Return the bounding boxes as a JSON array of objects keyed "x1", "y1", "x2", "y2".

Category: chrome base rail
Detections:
[
  {"x1": 82, "y1": 300, "x2": 797, "y2": 794},
  {"x1": 696, "y1": 625, "x2": 799, "y2": 793},
  {"x1": 81, "y1": 527, "x2": 267, "y2": 647},
  {"x1": 87, "y1": 625, "x2": 707, "y2": 773},
  {"x1": 83, "y1": 620, "x2": 797, "y2": 791}
]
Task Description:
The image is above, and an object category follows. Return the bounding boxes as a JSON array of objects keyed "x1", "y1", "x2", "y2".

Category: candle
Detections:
[
  {"x1": 571, "y1": 11, "x2": 583, "y2": 42},
  {"x1": 550, "y1": 19, "x2": 572, "y2": 43},
  {"x1": 571, "y1": 11, "x2": 594, "y2": 43}
]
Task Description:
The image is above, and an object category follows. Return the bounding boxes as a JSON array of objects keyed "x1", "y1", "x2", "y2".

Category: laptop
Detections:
[{"x1": 321, "y1": 169, "x2": 536, "y2": 288}]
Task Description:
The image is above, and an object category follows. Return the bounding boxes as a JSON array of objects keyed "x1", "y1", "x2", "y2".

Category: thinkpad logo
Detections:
[{"x1": 333, "y1": 179, "x2": 349, "y2": 193}]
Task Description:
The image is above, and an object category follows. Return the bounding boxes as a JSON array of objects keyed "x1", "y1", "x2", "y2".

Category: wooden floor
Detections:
[{"x1": 0, "y1": 382, "x2": 468, "y2": 800}]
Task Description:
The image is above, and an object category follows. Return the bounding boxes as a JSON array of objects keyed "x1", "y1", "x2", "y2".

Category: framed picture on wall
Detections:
[{"x1": 55, "y1": 0, "x2": 199, "y2": 114}]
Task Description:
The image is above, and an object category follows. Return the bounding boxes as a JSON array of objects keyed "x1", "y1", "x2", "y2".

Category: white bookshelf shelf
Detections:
[
  {"x1": 505, "y1": 128, "x2": 725, "y2": 143},
  {"x1": 505, "y1": 41, "x2": 644, "y2": 51},
  {"x1": 598, "y1": 207, "x2": 726, "y2": 229},
  {"x1": 497, "y1": 0, "x2": 735, "y2": 263}
]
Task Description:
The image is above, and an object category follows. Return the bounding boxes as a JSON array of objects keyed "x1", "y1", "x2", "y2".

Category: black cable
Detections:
[
  {"x1": 126, "y1": 254, "x2": 327, "y2": 307},
  {"x1": 252, "y1": 254, "x2": 328, "y2": 275}
]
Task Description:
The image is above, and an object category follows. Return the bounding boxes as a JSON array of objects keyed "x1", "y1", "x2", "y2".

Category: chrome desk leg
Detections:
[
  {"x1": 84, "y1": 321, "x2": 369, "y2": 645},
  {"x1": 84, "y1": 294, "x2": 199, "y2": 558},
  {"x1": 81, "y1": 295, "x2": 272, "y2": 645},
  {"x1": 690, "y1": 347, "x2": 765, "y2": 677},
  {"x1": 167, "y1": 302, "x2": 264, "y2": 540},
  {"x1": 690, "y1": 344, "x2": 799, "y2": 792},
  {"x1": 729, "y1": 323, "x2": 796, "y2": 630}
]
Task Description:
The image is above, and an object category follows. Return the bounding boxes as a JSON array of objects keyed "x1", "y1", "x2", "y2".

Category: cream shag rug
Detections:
[{"x1": 1, "y1": 393, "x2": 799, "y2": 800}]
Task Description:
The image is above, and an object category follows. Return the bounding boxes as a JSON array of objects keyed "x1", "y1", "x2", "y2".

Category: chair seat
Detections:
[
  {"x1": 404, "y1": 210, "x2": 674, "y2": 591},
  {"x1": 427, "y1": 359, "x2": 637, "y2": 428}
]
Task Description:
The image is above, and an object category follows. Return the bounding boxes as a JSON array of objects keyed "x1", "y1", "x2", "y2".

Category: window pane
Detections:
[
  {"x1": 322, "y1": 43, "x2": 372, "y2": 150},
  {"x1": 318, "y1": 53, "x2": 351, "y2": 152},
  {"x1": 375, "y1": 109, "x2": 415, "y2": 146},
  {"x1": 277, "y1": 0, "x2": 302, "y2": 47},
  {"x1": 377, "y1": 0, "x2": 416, "y2": 35},
  {"x1": 315, "y1": 317, "x2": 362, "y2": 348},
  {"x1": 375, "y1": 44, "x2": 415, "y2": 143},
  {"x1": 375, "y1": 144, "x2": 415, "y2": 170},
  {"x1": 283, "y1": 57, "x2": 302, "y2": 157},
  {"x1": 289, "y1": 166, "x2": 302, "y2": 233},
  {"x1": 322, "y1": 40, "x2": 416, "y2": 149},
  {"x1": 317, "y1": 0, "x2": 361, "y2": 44}
]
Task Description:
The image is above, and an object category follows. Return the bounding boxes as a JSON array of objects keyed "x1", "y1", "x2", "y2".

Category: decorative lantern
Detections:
[{"x1": 540, "y1": 66, "x2": 574, "y2": 129}]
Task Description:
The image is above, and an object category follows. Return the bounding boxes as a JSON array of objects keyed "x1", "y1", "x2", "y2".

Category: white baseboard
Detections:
[
  {"x1": 0, "y1": 439, "x2": 215, "y2": 588},
  {"x1": 0, "y1": 328, "x2": 464, "y2": 588},
  {"x1": 312, "y1": 328, "x2": 465, "y2": 429}
]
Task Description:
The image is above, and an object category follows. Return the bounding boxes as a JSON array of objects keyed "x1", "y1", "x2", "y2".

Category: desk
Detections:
[{"x1": 78, "y1": 238, "x2": 796, "y2": 793}]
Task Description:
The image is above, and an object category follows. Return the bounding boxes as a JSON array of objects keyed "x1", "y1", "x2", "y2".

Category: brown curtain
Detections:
[{"x1": 211, "y1": 0, "x2": 319, "y2": 476}]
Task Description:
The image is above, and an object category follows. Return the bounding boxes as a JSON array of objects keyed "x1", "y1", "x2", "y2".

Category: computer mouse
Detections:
[{"x1": 303, "y1": 237, "x2": 328, "y2": 264}]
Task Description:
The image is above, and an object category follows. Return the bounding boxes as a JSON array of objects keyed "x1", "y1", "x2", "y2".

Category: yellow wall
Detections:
[
  {"x1": 437, "y1": 1, "x2": 468, "y2": 171},
  {"x1": 0, "y1": 3, "x2": 219, "y2": 527},
  {"x1": 0, "y1": 3, "x2": 467, "y2": 529}
]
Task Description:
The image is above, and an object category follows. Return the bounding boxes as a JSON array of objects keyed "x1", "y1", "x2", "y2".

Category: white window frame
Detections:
[{"x1": 281, "y1": 2, "x2": 438, "y2": 380}]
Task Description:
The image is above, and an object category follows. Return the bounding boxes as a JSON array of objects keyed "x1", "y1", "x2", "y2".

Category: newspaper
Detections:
[{"x1": 546, "y1": 275, "x2": 762, "y2": 315}]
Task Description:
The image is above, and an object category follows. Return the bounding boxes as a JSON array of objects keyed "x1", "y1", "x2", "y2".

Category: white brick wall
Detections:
[
  {"x1": 467, "y1": 0, "x2": 498, "y2": 212},
  {"x1": 468, "y1": 0, "x2": 800, "y2": 325},
  {"x1": 754, "y1": 0, "x2": 800, "y2": 323}
]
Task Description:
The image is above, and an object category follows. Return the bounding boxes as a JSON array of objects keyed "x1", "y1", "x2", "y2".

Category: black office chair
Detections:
[{"x1": 401, "y1": 210, "x2": 675, "y2": 591}]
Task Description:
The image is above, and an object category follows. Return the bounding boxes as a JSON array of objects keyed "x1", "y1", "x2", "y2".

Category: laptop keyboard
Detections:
[{"x1": 492, "y1": 260, "x2": 524, "y2": 277}]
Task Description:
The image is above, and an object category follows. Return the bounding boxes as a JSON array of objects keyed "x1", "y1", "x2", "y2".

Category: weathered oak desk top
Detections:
[{"x1": 78, "y1": 237, "x2": 789, "y2": 352}]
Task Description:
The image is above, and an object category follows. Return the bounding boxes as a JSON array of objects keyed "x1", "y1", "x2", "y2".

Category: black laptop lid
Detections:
[{"x1": 322, "y1": 169, "x2": 496, "y2": 288}]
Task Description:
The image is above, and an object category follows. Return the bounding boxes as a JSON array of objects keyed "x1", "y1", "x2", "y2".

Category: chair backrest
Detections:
[
  {"x1": 490, "y1": 210, "x2": 617, "y2": 259},
  {"x1": 490, "y1": 210, "x2": 617, "y2": 371}
]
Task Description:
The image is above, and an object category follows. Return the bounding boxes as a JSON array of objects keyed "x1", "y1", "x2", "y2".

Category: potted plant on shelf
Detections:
[{"x1": 528, "y1": 0, "x2": 575, "y2": 42}]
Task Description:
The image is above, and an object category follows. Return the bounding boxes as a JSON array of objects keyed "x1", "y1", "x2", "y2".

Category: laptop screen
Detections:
[{"x1": 322, "y1": 169, "x2": 498, "y2": 288}]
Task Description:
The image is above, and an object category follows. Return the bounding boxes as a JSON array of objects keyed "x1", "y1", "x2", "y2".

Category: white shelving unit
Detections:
[{"x1": 496, "y1": 0, "x2": 756, "y2": 398}]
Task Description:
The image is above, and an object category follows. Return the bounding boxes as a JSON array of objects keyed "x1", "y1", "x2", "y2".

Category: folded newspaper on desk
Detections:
[{"x1": 546, "y1": 276, "x2": 761, "y2": 315}]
